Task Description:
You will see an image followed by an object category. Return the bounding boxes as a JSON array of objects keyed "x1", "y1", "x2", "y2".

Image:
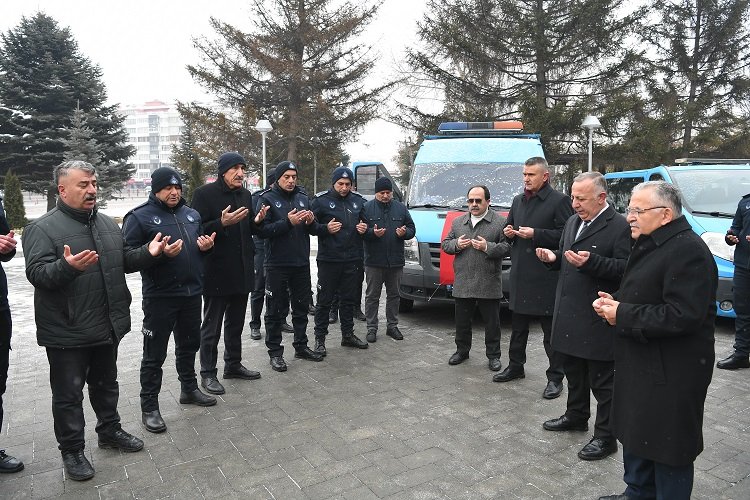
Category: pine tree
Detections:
[
  {"x1": 0, "y1": 13, "x2": 135, "y2": 210},
  {"x1": 2, "y1": 170, "x2": 26, "y2": 229},
  {"x1": 186, "y1": 0, "x2": 393, "y2": 166},
  {"x1": 186, "y1": 157, "x2": 204, "y2": 204},
  {"x1": 399, "y1": 0, "x2": 643, "y2": 162}
]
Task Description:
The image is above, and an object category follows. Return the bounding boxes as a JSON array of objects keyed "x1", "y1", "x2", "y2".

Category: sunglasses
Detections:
[{"x1": 467, "y1": 198, "x2": 484, "y2": 204}]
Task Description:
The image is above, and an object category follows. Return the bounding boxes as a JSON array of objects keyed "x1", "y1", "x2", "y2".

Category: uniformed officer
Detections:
[{"x1": 310, "y1": 167, "x2": 369, "y2": 355}]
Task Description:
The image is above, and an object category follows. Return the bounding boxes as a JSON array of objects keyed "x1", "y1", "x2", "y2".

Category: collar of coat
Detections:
[
  {"x1": 460, "y1": 209, "x2": 498, "y2": 225},
  {"x1": 523, "y1": 182, "x2": 553, "y2": 201},
  {"x1": 638, "y1": 215, "x2": 691, "y2": 247},
  {"x1": 57, "y1": 199, "x2": 97, "y2": 224}
]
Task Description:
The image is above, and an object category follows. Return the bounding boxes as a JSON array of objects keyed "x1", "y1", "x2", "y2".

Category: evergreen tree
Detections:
[
  {"x1": 2, "y1": 169, "x2": 26, "y2": 229},
  {"x1": 187, "y1": 0, "x2": 393, "y2": 165},
  {"x1": 0, "y1": 13, "x2": 135, "y2": 210},
  {"x1": 399, "y1": 0, "x2": 643, "y2": 162},
  {"x1": 186, "y1": 157, "x2": 204, "y2": 204}
]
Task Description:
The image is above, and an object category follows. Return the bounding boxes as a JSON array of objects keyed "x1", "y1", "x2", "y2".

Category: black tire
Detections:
[{"x1": 398, "y1": 298, "x2": 414, "y2": 313}]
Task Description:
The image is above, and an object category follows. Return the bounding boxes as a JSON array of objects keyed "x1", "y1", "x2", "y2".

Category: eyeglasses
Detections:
[
  {"x1": 467, "y1": 198, "x2": 484, "y2": 204},
  {"x1": 625, "y1": 206, "x2": 666, "y2": 216}
]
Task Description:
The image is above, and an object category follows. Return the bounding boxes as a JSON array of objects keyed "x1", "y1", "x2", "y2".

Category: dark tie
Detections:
[{"x1": 576, "y1": 220, "x2": 590, "y2": 239}]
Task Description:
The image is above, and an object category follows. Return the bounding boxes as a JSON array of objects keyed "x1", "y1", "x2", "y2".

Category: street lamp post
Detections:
[
  {"x1": 581, "y1": 115, "x2": 601, "y2": 172},
  {"x1": 255, "y1": 119, "x2": 273, "y2": 187}
]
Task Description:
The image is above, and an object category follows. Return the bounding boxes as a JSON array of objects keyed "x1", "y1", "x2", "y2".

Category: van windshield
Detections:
[
  {"x1": 671, "y1": 168, "x2": 750, "y2": 215},
  {"x1": 408, "y1": 162, "x2": 522, "y2": 209}
]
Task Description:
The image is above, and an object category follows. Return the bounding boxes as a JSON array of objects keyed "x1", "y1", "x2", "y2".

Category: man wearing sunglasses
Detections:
[{"x1": 442, "y1": 185, "x2": 510, "y2": 371}]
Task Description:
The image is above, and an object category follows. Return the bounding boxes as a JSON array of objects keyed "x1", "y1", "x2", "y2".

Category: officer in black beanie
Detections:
[
  {"x1": 191, "y1": 152, "x2": 268, "y2": 395},
  {"x1": 310, "y1": 167, "x2": 369, "y2": 355}
]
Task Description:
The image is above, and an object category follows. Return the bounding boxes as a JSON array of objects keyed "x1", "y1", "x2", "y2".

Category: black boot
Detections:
[
  {"x1": 314, "y1": 337, "x2": 327, "y2": 356},
  {"x1": 62, "y1": 449, "x2": 95, "y2": 481},
  {"x1": 717, "y1": 352, "x2": 750, "y2": 370},
  {"x1": 341, "y1": 334, "x2": 368, "y2": 349}
]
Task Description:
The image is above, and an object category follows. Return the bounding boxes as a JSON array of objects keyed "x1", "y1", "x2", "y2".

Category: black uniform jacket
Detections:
[
  {"x1": 311, "y1": 189, "x2": 365, "y2": 263},
  {"x1": 123, "y1": 194, "x2": 208, "y2": 298},
  {"x1": 612, "y1": 216, "x2": 717, "y2": 466}
]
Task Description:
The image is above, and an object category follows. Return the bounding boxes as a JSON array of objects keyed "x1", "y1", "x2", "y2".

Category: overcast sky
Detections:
[{"x1": 0, "y1": 0, "x2": 427, "y2": 165}]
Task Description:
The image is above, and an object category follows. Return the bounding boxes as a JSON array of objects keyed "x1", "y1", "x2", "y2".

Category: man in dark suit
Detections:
[
  {"x1": 494, "y1": 157, "x2": 574, "y2": 399},
  {"x1": 536, "y1": 172, "x2": 630, "y2": 461},
  {"x1": 594, "y1": 181, "x2": 716, "y2": 500}
]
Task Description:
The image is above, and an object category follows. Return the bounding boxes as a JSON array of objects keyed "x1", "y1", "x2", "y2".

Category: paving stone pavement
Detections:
[{"x1": 0, "y1": 250, "x2": 748, "y2": 499}]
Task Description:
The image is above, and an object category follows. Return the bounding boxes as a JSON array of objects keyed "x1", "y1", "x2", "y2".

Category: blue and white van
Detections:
[
  {"x1": 378, "y1": 121, "x2": 546, "y2": 311},
  {"x1": 604, "y1": 160, "x2": 750, "y2": 318}
]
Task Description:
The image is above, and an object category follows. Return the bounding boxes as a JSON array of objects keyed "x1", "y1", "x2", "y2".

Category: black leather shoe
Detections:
[
  {"x1": 224, "y1": 365, "x2": 261, "y2": 380},
  {"x1": 488, "y1": 358, "x2": 502, "y2": 372},
  {"x1": 179, "y1": 389, "x2": 217, "y2": 407},
  {"x1": 354, "y1": 308, "x2": 366, "y2": 321},
  {"x1": 282, "y1": 322, "x2": 294, "y2": 333},
  {"x1": 295, "y1": 346, "x2": 324, "y2": 362},
  {"x1": 598, "y1": 494, "x2": 630, "y2": 499},
  {"x1": 717, "y1": 352, "x2": 750, "y2": 370},
  {"x1": 62, "y1": 449, "x2": 94, "y2": 481},
  {"x1": 543, "y1": 380, "x2": 564, "y2": 399},
  {"x1": 386, "y1": 327, "x2": 404, "y2": 340},
  {"x1": 98, "y1": 427, "x2": 144, "y2": 452},
  {"x1": 366, "y1": 330, "x2": 376, "y2": 343},
  {"x1": 492, "y1": 365, "x2": 525, "y2": 382},
  {"x1": 0, "y1": 450, "x2": 24, "y2": 473},
  {"x1": 543, "y1": 415, "x2": 588, "y2": 432},
  {"x1": 341, "y1": 334, "x2": 369, "y2": 349},
  {"x1": 201, "y1": 376, "x2": 226, "y2": 395},
  {"x1": 329, "y1": 310, "x2": 338, "y2": 324},
  {"x1": 314, "y1": 337, "x2": 327, "y2": 356},
  {"x1": 250, "y1": 327, "x2": 262, "y2": 340},
  {"x1": 270, "y1": 356, "x2": 288, "y2": 372},
  {"x1": 578, "y1": 437, "x2": 618, "y2": 461},
  {"x1": 448, "y1": 351, "x2": 469, "y2": 365},
  {"x1": 142, "y1": 410, "x2": 167, "y2": 434}
]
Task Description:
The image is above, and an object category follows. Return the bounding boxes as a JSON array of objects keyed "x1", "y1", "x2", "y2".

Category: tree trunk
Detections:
[
  {"x1": 682, "y1": 0, "x2": 703, "y2": 156},
  {"x1": 46, "y1": 189, "x2": 56, "y2": 212}
]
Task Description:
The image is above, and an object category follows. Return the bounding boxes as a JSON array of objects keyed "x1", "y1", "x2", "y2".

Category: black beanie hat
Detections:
[
  {"x1": 151, "y1": 167, "x2": 182, "y2": 193},
  {"x1": 265, "y1": 170, "x2": 277, "y2": 187},
  {"x1": 274, "y1": 160, "x2": 298, "y2": 181},
  {"x1": 217, "y1": 152, "x2": 246, "y2": 176},
  {"x1": 331, "y1": 166, "x2": 353, "y2": 185},
  {"x1": 375, "y1": 177, "x2": 393, "y2": 193}
]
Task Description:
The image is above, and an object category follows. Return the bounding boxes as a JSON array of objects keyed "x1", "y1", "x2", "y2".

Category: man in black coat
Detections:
[
  {"x1": 310, "y1": 167, "x2": 369, "y2": 354},
  {"x1": 191, "y1": 152, "x2": 267, "y2": 395},
  {"x1": 257, "y1": 161, "x2": 328, "y2": 371},
  {"x1": 0, "y1": 197, "x2": 22, "y2": 473},
  {"x1": 494, "y1": 157, "x2": 574, "y2": 400},
  {"x1": 717, "y1": 193, "x2": 750, "y2": 369},
  {"x1": 123, "y1": 168, "x2": 218, "y2": 434},
  {"x1": 594, "y1": 181, "x2": 716, "y2": 500},
  {"x1": 536, "y1": 172, "x2": 630, "y2": 461}
]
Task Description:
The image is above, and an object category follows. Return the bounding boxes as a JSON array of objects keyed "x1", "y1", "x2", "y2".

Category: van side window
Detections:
[
  {"x1": 649, "y1": 174, "x2": 664, "y2": 181},
  {"x1": 607, "y1": 177, "x2": 644, "y2": 214},
  {"x1": 355, "y1": 165, "x2": 377, "y2": 196}
]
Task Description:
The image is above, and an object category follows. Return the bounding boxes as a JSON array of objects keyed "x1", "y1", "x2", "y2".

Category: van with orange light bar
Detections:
[{"x1": 396, "y1": 120, "x2": 545, "y2": 311}]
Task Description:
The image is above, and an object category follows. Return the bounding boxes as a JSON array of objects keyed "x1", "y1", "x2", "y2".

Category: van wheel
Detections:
[{"x1": 399, "y1": 298, "x2": 414, "y2": 313}]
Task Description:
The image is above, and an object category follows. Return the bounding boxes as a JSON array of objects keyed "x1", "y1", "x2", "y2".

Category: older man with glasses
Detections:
[{"x1": 442, "y1": 185, "x2": 510, "y2": 372}]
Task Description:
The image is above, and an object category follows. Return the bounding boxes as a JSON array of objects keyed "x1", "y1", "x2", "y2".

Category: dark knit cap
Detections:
[
  {"x1": 151, "y1": 167, "x2": 182, "y2": 193},
  {"x1": 265, "y1": 170, "x2": 277, "y2": 187},
  {"x1": 274, "y1": 160, "x2": 298, "y2": 181},
  {"x1": 331, "y1": 166, "x2": 353, "y2": 185},
  {"x1": 375, "y1": 177, "x2": 393, "y2": 193},
  {"x1": 217, "y1": 152, "x2": 246, "y2": 176}
]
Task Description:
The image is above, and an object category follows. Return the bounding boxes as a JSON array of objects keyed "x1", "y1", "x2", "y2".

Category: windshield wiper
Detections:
[
  {"x1": 409, "y1": 204, "x2": 451, "y2": 209},
  {"x1": 490, "y1": 203, "x2": 511, "y2": 210},
  {"x1": 691, "y1": 210, "x2": 734, "y2": 218}
]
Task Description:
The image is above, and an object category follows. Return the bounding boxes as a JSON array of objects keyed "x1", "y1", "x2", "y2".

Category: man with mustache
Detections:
[
  {"x1": 191, "y1": 152, "x2": 268, "y2": 395},
  {"x1": 23, "y1": 160, "x2": 166, "y2": 481},
  {"x1": 123, "y1": 167, "x2": 217, "y2": 434}
]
